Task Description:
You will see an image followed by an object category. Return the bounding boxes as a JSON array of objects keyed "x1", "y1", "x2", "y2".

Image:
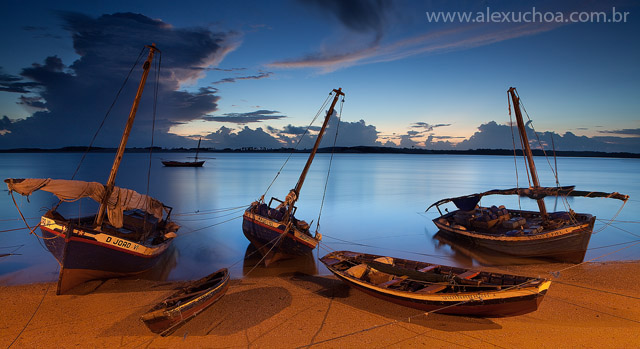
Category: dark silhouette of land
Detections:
[{"x1": 0, "y1": 145, "x2": 638, "y2": 158}]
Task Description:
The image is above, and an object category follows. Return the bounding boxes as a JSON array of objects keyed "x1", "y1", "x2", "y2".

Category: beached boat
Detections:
[
  {"x1": 320, "y1": 250, "x2": 551, "y2": 317},
  {"x1": 141, "y1": 268, "x2": 230, "y2": 335},
  {"x1": 162, "y1": 137, "x2": 206, "y2": 167},
  {"x1": 426, "y1": 88, "x2": 629, "y2": 263},
  {"x1": 242, "y1": 88, "x2": 344, "y2": 265},
  {"x1": 5, "y1": 44, "x2": 179, "y2": 294}
]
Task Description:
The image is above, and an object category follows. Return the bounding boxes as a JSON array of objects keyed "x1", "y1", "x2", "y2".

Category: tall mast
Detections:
[
  {"x1": 289, "y1": 88, "x2": 344, "y2": 209},
  {"x1": 508, "y1": 87, "x2": 548, "y2": 220},
  {"x1": 95, "y1": 44, "x2": 159, "y2": 227},
  {"x1": 195, "y1": 137, "x2": 202, "y2": 162}
]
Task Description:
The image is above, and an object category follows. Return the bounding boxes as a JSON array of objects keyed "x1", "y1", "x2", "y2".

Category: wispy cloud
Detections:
[
  {"x1": 598, "y1": 128, "x2": 640, "y2": 136},
  {"x1": 203, "y1": 109, "x2": 286, "y2": 124},
  {"x1": 269, "y1": 22, "x2": 562, "y2": 72},
  {"x1": 411, "y1": 122, "x2": 451, "y2": 132},
  {"x1": 212, "y1": 71, "x2": 273, "y2": 84}
]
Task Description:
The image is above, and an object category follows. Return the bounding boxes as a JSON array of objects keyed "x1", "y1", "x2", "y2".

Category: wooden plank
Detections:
[
  {"x1": 418, "y1": 265, "x2": 438, "y2": 273},
  {"x1": 416, "y1": 284, "x2": 447, "y2": 294},
  {"x1": 377, "y1": 276, "x2": 407, "y2": 288},
  {"x1": 457, "y1": 271, "x2": 480, "y2": 279}
]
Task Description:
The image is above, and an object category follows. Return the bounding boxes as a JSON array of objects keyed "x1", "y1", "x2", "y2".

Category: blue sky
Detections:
[{"x1": 0, "y1": 0, "x2": 638, "y2": 152}]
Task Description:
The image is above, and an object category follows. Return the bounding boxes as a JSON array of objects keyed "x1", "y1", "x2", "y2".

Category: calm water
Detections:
[{"x1": 1, "y1": 152, "x2": 638, "y2": 285}]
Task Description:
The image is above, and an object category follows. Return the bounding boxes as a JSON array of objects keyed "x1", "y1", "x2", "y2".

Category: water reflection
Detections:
[
  {"x1": 241, "y1": 244, "x2": 317, "y2": 277},
  {"x1": 433, "y1": 231, "x2": 552, "y2": 266}
]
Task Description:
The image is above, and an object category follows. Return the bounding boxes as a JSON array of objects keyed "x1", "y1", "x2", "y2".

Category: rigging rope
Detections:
[
  {"x1": 260, "y1": 93, "x2": 333, "y2": 201},
  {"x1": 315, "y1": 95, "x2": 344, "y2": 234},
  {"x1": 68, "y1": 47, "x2": 147, "y2": 182}
]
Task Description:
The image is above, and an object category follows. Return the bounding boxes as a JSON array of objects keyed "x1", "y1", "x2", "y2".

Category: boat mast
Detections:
[
  {"x1": 195, "y1": 137, "x2": 202, "y2": 162},
  {"x1": 95, "y1": 44, "x2": 159, "y2": 227},
  {"x1": 287, "y1": 88, "x2": 344, "y2": 213},
  {"x1": 508, "y1": 87, "x2": 548, "y2": 220}
]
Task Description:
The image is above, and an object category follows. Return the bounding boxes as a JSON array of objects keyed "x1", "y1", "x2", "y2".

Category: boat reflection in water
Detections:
[
  {"x1": 242, "y1": 244, "x2": 317, "y2": 277},
  {"x1": 137, "y1": 245, "x2": 179, "y2": 281},
  {"x1": 433, "y1": 231, "x2": 552, "y2": 266}
]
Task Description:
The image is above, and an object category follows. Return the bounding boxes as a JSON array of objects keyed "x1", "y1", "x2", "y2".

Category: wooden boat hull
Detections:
[
  {"x1": 40, "y1": 215, "x2": 174, "y2": 294},
  {"x1": 161, "y1": 160, "x2": 205, "y2": 167},
  {"x1": 433, "y1": 209, "x2": 595, "y2": 263},
  {"x1": 320, "y1": 251, "x2": 551, "y2": 317},
  {"x1": 242, "y1": 206, "x2": 318, "y2": 264},
  {"x1": 141, "y1": 268, "x2": 230, "y2": 335}
]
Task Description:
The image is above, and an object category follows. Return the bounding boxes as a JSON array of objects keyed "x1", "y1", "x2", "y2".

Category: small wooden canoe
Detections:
[
  {"x1": 141, "y1": 268, "x2": 230, "y2": 335},
  {"x1": 320, "y1": 251, "x2": 551, "y2": 317}
]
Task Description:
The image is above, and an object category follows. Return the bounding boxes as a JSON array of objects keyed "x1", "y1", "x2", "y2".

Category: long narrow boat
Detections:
[
  {"x1": 242, "y1": 88, "x2": 345, "y2": 265},
  {"x1": 141, "y1": 268, "x2": 230, "y2": 336},
  {"x1": 320, "y1": 251, "x2": 551, "y2": 317},
  {"x1": 426, "y1": 88, "x2": 629, "y2": 264},
  {"x1": 4, "y1": 44, "x2": 179, "y2": 294},
  {"x1": 162, "y1": 137, "x2": 206, "y2": 167}
]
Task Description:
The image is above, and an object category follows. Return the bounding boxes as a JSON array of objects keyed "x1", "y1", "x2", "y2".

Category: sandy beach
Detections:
[{"x1": 1, "y1": 261, "x2": 639, "y2": 348}]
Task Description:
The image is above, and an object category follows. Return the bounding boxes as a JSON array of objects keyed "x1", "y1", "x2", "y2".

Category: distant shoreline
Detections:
[{"x1": 0, "y1": 146, "x2": 638, "y2": 158}]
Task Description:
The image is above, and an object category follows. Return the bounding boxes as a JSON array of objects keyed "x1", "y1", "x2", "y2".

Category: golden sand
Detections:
[{"x1": 1, "y1": 261, "x2": 639, "y2": 348}]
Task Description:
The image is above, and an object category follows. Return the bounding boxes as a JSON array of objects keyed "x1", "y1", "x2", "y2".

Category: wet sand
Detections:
[{"x1": 1, "y1": 261, "x2": 639, "y2": 348}]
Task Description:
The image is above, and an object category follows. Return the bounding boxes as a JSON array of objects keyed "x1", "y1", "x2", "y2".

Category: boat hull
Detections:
[
  {"x1": 320, "y1": 251, "x2": 551, "y2": 317},
  {"x1": 40, "y1": 216, "x2": 174, "y2": 294},
  {"x1": 161, "y1": 160, "x2": 204, "y2": 167},
  {"x1": 331, "y1": 271, "x2": 545, "y2": 317},
  {"x1": 242, "y1": 207, "x2": 318, "y2": 264},
  {"x1": 433, "y1": 209, "x2": 595, "y2": 264},
  {"x1": 141, "y1": 268, "x2": 230, "y2": 335}
]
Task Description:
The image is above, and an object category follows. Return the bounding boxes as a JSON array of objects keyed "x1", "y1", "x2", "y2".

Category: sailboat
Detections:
[
  {"x1": 242, "y1": 88, "x2": 345, "y2": 265},
  {"x1": 427, "y1": 87, "x2": 629, "y2": 264},
  {"x1": 5, "y1": 44, "x2": 179, "y2": 294},
  {"x1": 162, "y1": 137, "x2": 206, "y2": 167}
]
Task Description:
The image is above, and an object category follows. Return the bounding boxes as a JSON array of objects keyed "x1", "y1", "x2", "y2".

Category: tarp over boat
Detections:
[
  {"x1": 426, "y1": 186, "x2": 629, "y2": 212},
  {"x1": 5, "y1": 178, "x2": 167, "y2": 228}
]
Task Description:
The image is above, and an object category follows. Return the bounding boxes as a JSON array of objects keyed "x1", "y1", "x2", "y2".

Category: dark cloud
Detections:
[
  {"x1": 212, "y1": 71, "x2": 273, "y2": 84},
  {"x1": 0, "y1": 12, "x2": 236, "y2": 149},
  {"x1": 0, "y1": 67, "x2": 41, "y2": 93},
  {"x1": 203, "y1": 109, "x2": 286, "y2": 124},
  {"x1": 303, "y1": 0, "x2": 390, "y2": 42},
  {"x1": 411, "y1": 122, "x2": 451, "y2": 132},
  {"x1": 598, "y1": 128, "x2": 640, "y2": 136},
  {"x1": 281, "y1": 124, "x2": 318, "y2": 135}
]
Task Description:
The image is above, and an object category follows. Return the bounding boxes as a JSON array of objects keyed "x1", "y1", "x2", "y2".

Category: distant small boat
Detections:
[
  {"x1": 320, "y1": 251, "x2": 551, "y2": 317},
  {"x1": 242, "y1": 88, "x2": 345, "y2": 265},
  {"x1": 426, "y1": 87, "x2": 629, "y2": 263},
  {"x1": 162, "y1": 137, "x2": 206, "y2": 167},
  {"x1": 141, "y1": 268, "x2": 230, "y2": 336}
]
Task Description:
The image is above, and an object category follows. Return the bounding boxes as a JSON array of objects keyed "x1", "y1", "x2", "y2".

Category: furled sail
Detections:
[
  {"x1": 427, "y1": 186, "x2": 629, "y2": 212},
  {"x1": 5, "y1": 178, "x2": 167, "y2": 228}
]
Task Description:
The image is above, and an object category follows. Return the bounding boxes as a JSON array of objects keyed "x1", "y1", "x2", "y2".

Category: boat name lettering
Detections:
[{"x1": 105, "y1": 237, "x2": 133, "y2": 248}]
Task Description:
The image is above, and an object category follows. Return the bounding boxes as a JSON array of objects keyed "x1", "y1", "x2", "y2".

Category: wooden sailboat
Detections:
[
  {"x1": 242, "y1": 88, "x2": 345, "y2": 265},
  {"x1": 427, "y1": 87, "x2": 629, "y2": 263},
  {"x1": 321, "y1": 251, "x2": 551, "y2": 317},
  {"x1": 162, "y1": 137, "x2": 206, "y2": 167},
  {"x1": 5, "y1": 44, "x2": 179, "y2": 294},
  {"x1": 141, "y1": 268, "x2": 229, "y2": 336}
]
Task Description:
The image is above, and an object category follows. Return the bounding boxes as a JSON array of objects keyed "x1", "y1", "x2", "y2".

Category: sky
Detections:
[{"x1": 0, "y1": 0, "x2": 639, "y2": 152}]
